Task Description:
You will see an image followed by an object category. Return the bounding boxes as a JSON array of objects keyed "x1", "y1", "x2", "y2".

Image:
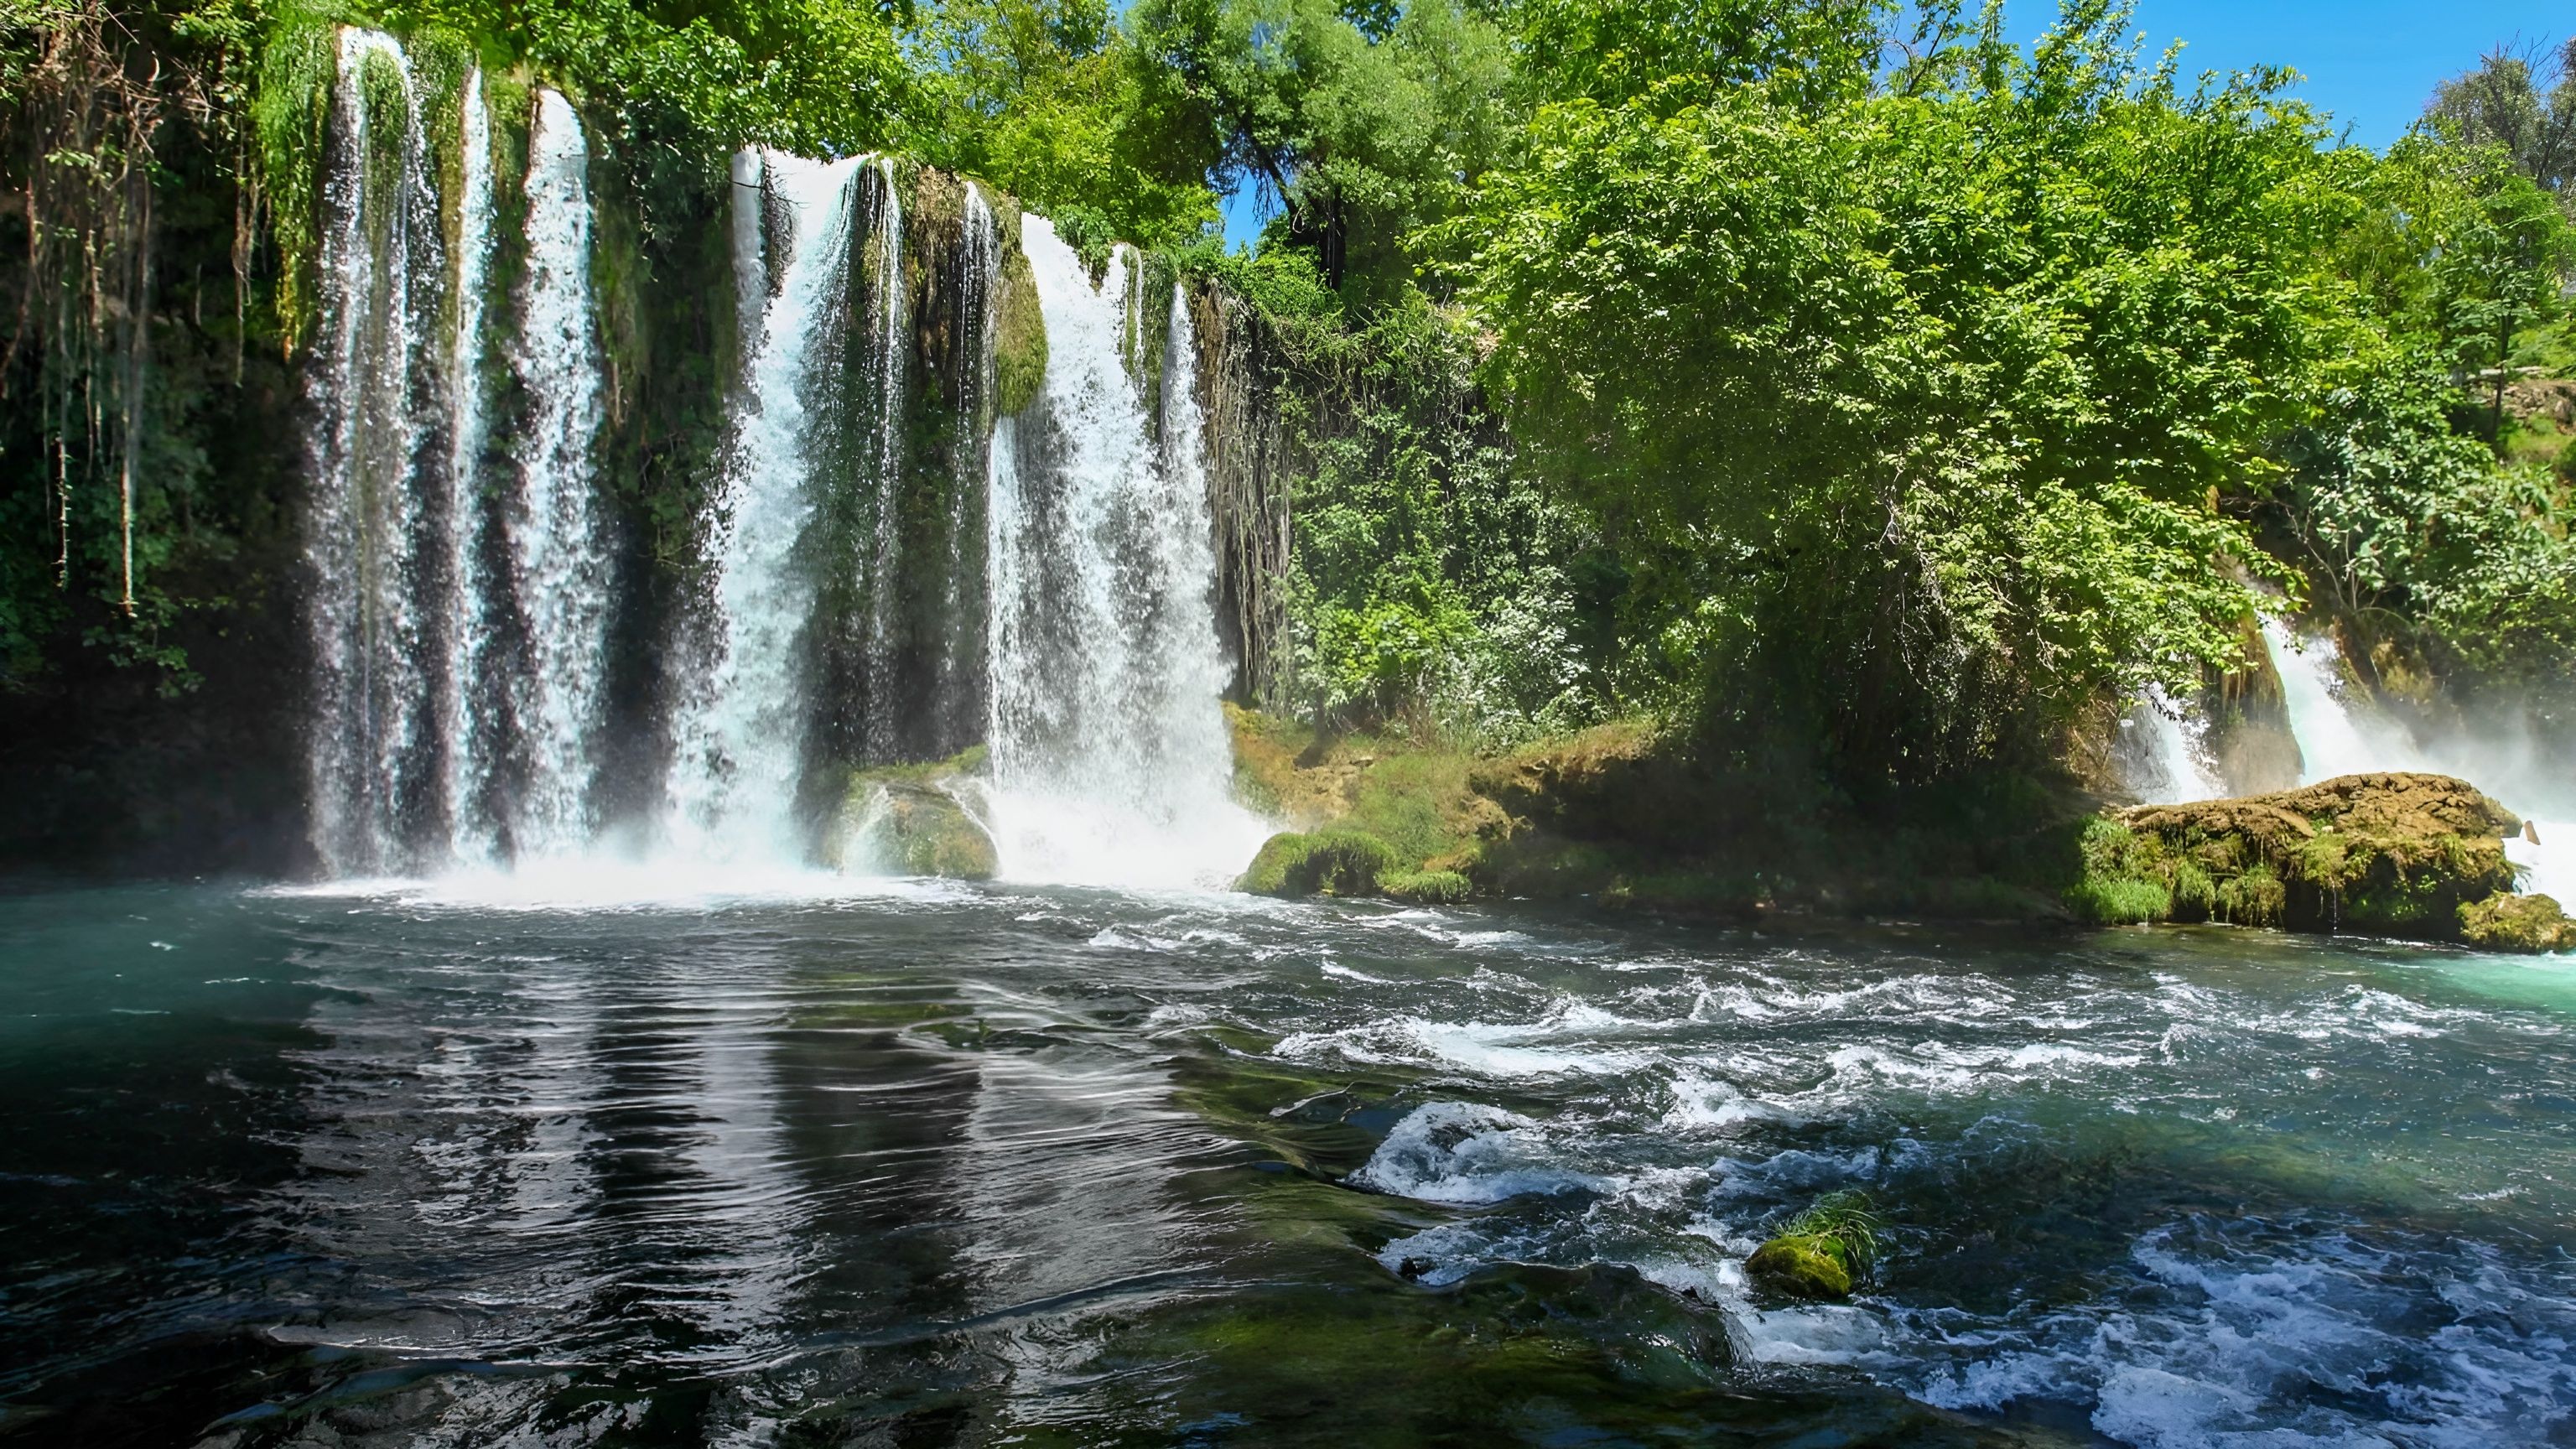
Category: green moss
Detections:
[
  {"x1": 253, "y1": 14, "x2": 336, "y2": 348},
  {"x1": 1381, "y1": 869, "x2": 1472, "y2": 904},
  {"x1": 1239, "y1": 829, "x2": 1404, "y2": 896},
  {"x1": 994, "y1": 244, "x2": 1047, "y2": 416},
  {"x1": 2215, "y1": 860, "x2": 2286, "y2": 927},
  {"x1": 1745, "y1": 1234, "x2": 1852, "y2": 1300},
  {"x1": 2459, "y1": 892, "x2": 2576, "y2": 952},
  {"x1": 1747, "y1": 1190, "x2": 1880, "y2": 1301}
]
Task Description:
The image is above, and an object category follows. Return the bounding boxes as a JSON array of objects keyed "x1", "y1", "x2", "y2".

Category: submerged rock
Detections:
[{"x1": 2075, "y1": 772, "x2": 2563, "y2": 948}]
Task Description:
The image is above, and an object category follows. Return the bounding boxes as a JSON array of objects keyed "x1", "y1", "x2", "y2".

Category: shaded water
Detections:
[{"x1": 5, "y1": 881, "x2": 2573, "y2": 1446}]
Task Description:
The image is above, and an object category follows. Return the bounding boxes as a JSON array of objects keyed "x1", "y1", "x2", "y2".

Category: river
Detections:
[{"x1": 4, "y1": 877, "x2": 2572, "y2": 1446}]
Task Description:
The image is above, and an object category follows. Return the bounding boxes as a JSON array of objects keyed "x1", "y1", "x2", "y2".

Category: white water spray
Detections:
[{"x1": 982, "y1": 230, "x2": 1270, "y2": 888}]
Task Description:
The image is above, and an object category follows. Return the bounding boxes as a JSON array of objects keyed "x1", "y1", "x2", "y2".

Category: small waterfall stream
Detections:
[
  {"x1": 2114, "y1": 684, "x2": 2221, "y2": 805},
  {"x1": 441, "y1": 67, "x2": 496, "y2": 863},
  {"x1": 499, "y1": 88, "x2": 610, "y2": 858}
]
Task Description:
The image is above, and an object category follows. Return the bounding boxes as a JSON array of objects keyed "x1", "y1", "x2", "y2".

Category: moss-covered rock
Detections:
[
  {"x1": 1744, "y1": 1190, "x2": 1879, "y2": 1301},
  {"x1": 2071, "y1": 772, "x2": 2539, "y2": 944},
  {"x1": 2459, "y1": 892, "x2": 2576, "y2": 952},
  {"x1": 994, "y1": 244, "x2": 1047, "y2": 416},
  {"x1": 1744, "y1": 1233, "x2": 1854, "y2": 1301},
  {"x1": 1239, "y1": 829, "x2": 1404, "y2": 897},
  {"x1": 826, "y1": 747, "x2": 997, "y2": 880}
]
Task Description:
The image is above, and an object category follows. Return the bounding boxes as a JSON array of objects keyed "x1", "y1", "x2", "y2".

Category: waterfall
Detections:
[
  {"x1": 497, "y1": 88, "x2": 610, "y2": 858},
  {"x1": 303, "y1": 37, "x2": 615, "y2": 878},
  {"x1": 2113, "y1": 683, "x2": 2221, "y2": 804},
  {"x1": 2262, "y1": 617, "x2": 2426, "y2": 784},
  {"x1": 303, "y1": 29, "x2": 449, "y2": 876},
  {"x1": 441, "y1": 68, "x2": 496, "y2": 862},
  {"x1": 664, "y1": 153, "x2": 868, "y2": 863},
  {"x1": 861, "y1": 158, "x2": 906, "y2": 762},
  {"x1": 981, "y1": 226, "x2": 1270, "y2": 888}
]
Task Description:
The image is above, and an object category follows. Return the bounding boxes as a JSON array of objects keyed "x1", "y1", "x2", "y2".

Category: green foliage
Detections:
[
  {"x1": 1380, "y1": 867, "x2": 1472, "y2": 903},
  {"x1": 911, "y1": 0, "x2": 1216, "y2": 246},
  {"x1": 992, "y1": 242, "x2": 1048, "y2": 413},
  {"x1": 1449, "y1": 9, "x2": 2332, "y2": 782},
  {"x1": 1129, "y1": 0, "x2": 1514, "y2": 298}
]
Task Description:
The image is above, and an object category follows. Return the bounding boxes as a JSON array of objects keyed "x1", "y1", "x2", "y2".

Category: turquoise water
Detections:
[{"x1": 3, "y1": 880, "x2": 2571, "y2": 1446}]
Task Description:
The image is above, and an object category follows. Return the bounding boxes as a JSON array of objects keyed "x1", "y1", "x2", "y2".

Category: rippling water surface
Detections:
[{"x1": 4, "y1": 879, "x2": 2573, "y2": 1446}]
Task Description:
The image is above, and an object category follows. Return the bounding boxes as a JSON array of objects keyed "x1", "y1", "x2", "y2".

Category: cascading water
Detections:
[
  {"x1": 663, "y1": 153, "x2": 868, "y2": 864},
  {"x1": 2113, "y1": 683, "x2": 2222, "y2": 805},
  {"x1": 304, "y1": 29, "x2": 450, "y2": 876},
  {"x1": 496, "y1": 88, "x2": 610, "y2": 858},
  {"x1": 440, "y1": 68, "x2": 496, "y2": 862},
  {"x1": 304, "y1": 37, "x2": 615, "y2": 877},
  {"x1": 981, "y1": 225, "x2": 1270, "y2": 888},
  {"x1": 860, "y1": 159, "x2": 908, "y2": 763},
  {"x1": 2262, "y1": 616, "x2": 2419, "y2": 784},
  {"x1": 305, "y1": 99, "x2": 1260, "y2": 886}
]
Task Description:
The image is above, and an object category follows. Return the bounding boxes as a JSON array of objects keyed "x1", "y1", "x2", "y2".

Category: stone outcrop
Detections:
[{"x1": 2075, "y1": 771, "x2": 2572, "y2": 949}]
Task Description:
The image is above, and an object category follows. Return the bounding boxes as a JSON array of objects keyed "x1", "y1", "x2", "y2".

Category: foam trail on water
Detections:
[
  {"x1": 664, "y1": 153, "x2": 866, "y2": 864},
  {"x1": 983, "y1": 234, "x2": 1271, "y2": 889}
]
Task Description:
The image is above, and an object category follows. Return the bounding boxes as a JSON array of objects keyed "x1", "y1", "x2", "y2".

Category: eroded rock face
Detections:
[{"x1": 2078, "y1": 771, "x2": 2568, "y2": 948}]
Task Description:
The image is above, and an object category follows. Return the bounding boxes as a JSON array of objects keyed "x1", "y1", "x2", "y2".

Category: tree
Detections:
[
  {"x1": 2426, "y1": 37, "x2": 2576, "y2": 199},
  {"x1": 1448, "y1": 5, "x2": 2330, "y2": 781},
  {"x1": 1127, "y1": 0, "x2": 1513, "y2": 299}
]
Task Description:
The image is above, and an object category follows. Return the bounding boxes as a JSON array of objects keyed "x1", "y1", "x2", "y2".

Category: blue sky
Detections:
[{"x1": 1218, "y1": 0, "x2": 2570, "y2": 247}]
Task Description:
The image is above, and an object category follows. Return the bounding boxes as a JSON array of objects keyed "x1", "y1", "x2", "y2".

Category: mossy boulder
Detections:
[
  {"x1": 2459, "y1": 892, "x2": 2576, "y2": 952},
  {"x1": 1239, "y1": 829, "x2": 1404, "y2": 897},
  {"x1": 1744, "y1": 1190, "x2": 1879, "y2": 1301},
  {"x1": 2074, "y1": 772, "x2": 2539, "y2": 944},
  {"x1": 826, "y1": 747, "x2": 997, "y2": 880},
  {"x1": 1745, "y1": 1234, "x2": 1854, "y2": 1301}
]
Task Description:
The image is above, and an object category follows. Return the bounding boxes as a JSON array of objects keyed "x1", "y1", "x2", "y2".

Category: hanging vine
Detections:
[{"x1": 3, "y1": 0, "x2": 244, "y2": 637}]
